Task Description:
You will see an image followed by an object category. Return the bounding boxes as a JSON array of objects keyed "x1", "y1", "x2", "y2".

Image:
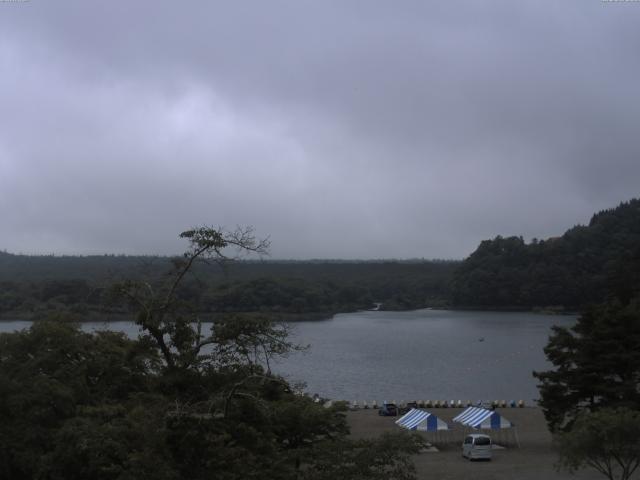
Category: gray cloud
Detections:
[{"x1": 1, "y1": 0, "x2": 639, "y2": 258}]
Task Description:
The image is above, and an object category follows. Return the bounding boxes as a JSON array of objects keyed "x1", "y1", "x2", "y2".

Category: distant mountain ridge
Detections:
[{"x1": 451, "y1": 198, "x2": 640, "y2": 309}]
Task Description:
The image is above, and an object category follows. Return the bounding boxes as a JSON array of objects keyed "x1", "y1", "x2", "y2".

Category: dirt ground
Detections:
[{"x1": 346, "y1": 407, "x2": 606, "y2": 480}]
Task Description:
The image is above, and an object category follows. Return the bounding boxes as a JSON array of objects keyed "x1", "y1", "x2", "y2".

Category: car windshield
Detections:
[{"x1": 474, "y1": 437, "x2": 491, "y2": 446}]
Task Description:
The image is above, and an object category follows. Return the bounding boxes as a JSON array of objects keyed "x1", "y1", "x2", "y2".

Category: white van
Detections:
[{"x1": 462, "y1": 434, "x2": 492, "y2": 460}]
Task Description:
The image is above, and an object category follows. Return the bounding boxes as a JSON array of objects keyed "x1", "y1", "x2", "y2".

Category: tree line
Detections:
[
  {"x1": 0, "y1": 257, "x2": 457, "y2": 320},
  {"x1": 3, "y1": 199, "x2": 639, "y2": 319},
  {"x1": 451, "y1": 199, "x2": 640, "y2": 310}
]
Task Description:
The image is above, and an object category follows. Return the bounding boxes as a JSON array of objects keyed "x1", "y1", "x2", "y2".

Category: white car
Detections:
[{"x1": 462, "y1": 434, "x2": 492, "y2": 461}]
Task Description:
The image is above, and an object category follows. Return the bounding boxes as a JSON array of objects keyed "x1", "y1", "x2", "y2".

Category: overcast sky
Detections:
[{"x1": 1, "y1": 1, "x2": 639, "y2": 259}]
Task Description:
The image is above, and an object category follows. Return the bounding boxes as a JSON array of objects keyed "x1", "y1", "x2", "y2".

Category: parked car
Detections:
[
  {"x1": 378, "y1": 402, "x2": 398, "y2": 416},
  {"x1": 462, "y1": 434, "x2": 492, "y2": 461},
  {"x1": 398, "y1": 401, "x2": 418, "y2": 415}
]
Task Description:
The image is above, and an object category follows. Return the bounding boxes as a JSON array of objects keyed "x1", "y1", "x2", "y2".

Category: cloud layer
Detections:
[{"x1": 1, "y1": 1, "x2": 639, "y2": 258}]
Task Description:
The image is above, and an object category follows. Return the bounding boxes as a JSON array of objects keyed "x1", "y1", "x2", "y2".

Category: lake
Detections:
[{"x1": 0, "y1": 309, "x2": 574, "y2": 404}]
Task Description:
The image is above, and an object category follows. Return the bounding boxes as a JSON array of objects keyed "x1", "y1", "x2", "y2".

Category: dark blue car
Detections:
[{"x1": 378, "y1": 402, "x2": 398, "y2": 416}]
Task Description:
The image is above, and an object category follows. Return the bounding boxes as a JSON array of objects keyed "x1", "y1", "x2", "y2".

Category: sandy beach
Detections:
[{"x1": 347, "y1": 407, "x2": 605, "y2": 480}]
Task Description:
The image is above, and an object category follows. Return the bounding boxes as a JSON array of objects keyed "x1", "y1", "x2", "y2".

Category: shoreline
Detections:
[
  {"x1": 0, "y1": 305, "x2": 578, "y2": 323},
  {"x1": 0, "y1": 310, "x2": 337, "y2": 323}
]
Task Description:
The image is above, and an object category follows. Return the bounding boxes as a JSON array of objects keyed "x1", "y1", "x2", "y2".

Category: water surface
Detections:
[
  {"x1": 275, "y1": 309, "x2": 574, "y2": 403},
  {"x1": 1, "y1": 309, "x2": 573, "y2": 403}
]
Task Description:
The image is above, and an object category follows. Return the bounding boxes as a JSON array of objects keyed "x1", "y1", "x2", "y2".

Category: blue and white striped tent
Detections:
[
  {"x1": 395, "y1": 408, "x2": 450, "y2": 431},
  {"x1": 452, "y1": 406, "x2": 513, "y2": 430}
]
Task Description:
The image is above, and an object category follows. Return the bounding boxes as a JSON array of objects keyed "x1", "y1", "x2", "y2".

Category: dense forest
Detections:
[
  {"x1": 0, "y1": 254, "x2": 456, "y2": 320},
  {"x1": 1, "y1": 198, "x2": 639, "y2": 319},
  {"x1": 451, "y1": 199, "x2": 640, "y2": 311}
]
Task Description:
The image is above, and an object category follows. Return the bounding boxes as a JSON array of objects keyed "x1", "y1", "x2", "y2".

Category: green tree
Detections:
[
  {"x1": 0, "y1": 321, "x2": 160, "y2": 480},
  {"x1": 557, "y1": 408, "x2": 640, "y2": 480},
  {"x1": 452, "y1": 198, "x2": 640, "y2": 309},
  {"x1": 301, "y1": 432, "x2": 422, "y2": 480},
  {"x1": 41, "y1": 403, "x2": 178, "y2": 480},
  {"x1": 115, "y1": 226, "x2": 270, "y2": 371},
  {"x1": 534, "y1": 299, "x2": 640, "y2": 432},
  {"x1": 1, "y1": 227, "x2": 423, "y2": 480}
]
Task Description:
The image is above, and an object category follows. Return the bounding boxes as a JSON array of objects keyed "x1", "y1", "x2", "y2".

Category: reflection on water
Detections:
[{"x1": 1, "y1": 309, "x2": 574, "y2": 402}]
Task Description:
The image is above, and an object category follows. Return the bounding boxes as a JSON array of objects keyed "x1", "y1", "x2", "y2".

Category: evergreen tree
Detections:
[{"x1": 534, "y1": 298, "x2": 640, "y2": 432}]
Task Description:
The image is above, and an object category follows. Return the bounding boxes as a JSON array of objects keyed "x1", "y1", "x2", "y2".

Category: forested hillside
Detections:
[
  {"x1": 2, "y1": 199, "x2": 639, "y2": 318},
  {"x1": 0, "y1": 254, "x2": 457, "y2": 320},
  {"x1": 451, "y1": 199, "x2": 640, "y2": 310}
]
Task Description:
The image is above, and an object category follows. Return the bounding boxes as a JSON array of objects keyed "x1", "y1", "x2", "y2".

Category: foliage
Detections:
[
  {"x1": 301, "y1": 432, "x2": 422, "y2": 480},
  {"x1": 556, "y1": 408, "x2": 640, "y2": 480},
  {"x1": 3, "y1": 198, "x2": 639, "y2": 315},
  {"x1": 113, "y1": 226, "x2": 271, "y2": 370},
  {"x1": 452, "y1": 198, "x2": 640, "y2": 309},
  {"x1": 0, "y1": 227, "x2": 421, "y2": 480},
  {"x1": 0, "y1": 259, "x2": 456, "y2": 319},
  {"x1": 0, "y1": 318, "x2": 415, "y2": 479},
  {"x1": 534, "y1": 299, "x2": 640, "y2": 432},
  {"x1": 0, "y1": 321, "x2": 162, "y2": 480}
]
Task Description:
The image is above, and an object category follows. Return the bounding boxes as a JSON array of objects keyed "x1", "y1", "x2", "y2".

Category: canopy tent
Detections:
[
  {"x1": 452, "y1": 407, "x2": 513, "y2": 430},
  {"x1": 452, "y1": 407, "x2": 520, "y2": 448},
  {"x1": 395, "y1": 408, "x2": 450, "y2": 431}
]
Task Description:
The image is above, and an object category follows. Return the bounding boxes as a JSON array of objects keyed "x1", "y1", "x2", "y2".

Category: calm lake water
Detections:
[{"x1": 0, "y1": 309, "x2": 574, "y2": 403}]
